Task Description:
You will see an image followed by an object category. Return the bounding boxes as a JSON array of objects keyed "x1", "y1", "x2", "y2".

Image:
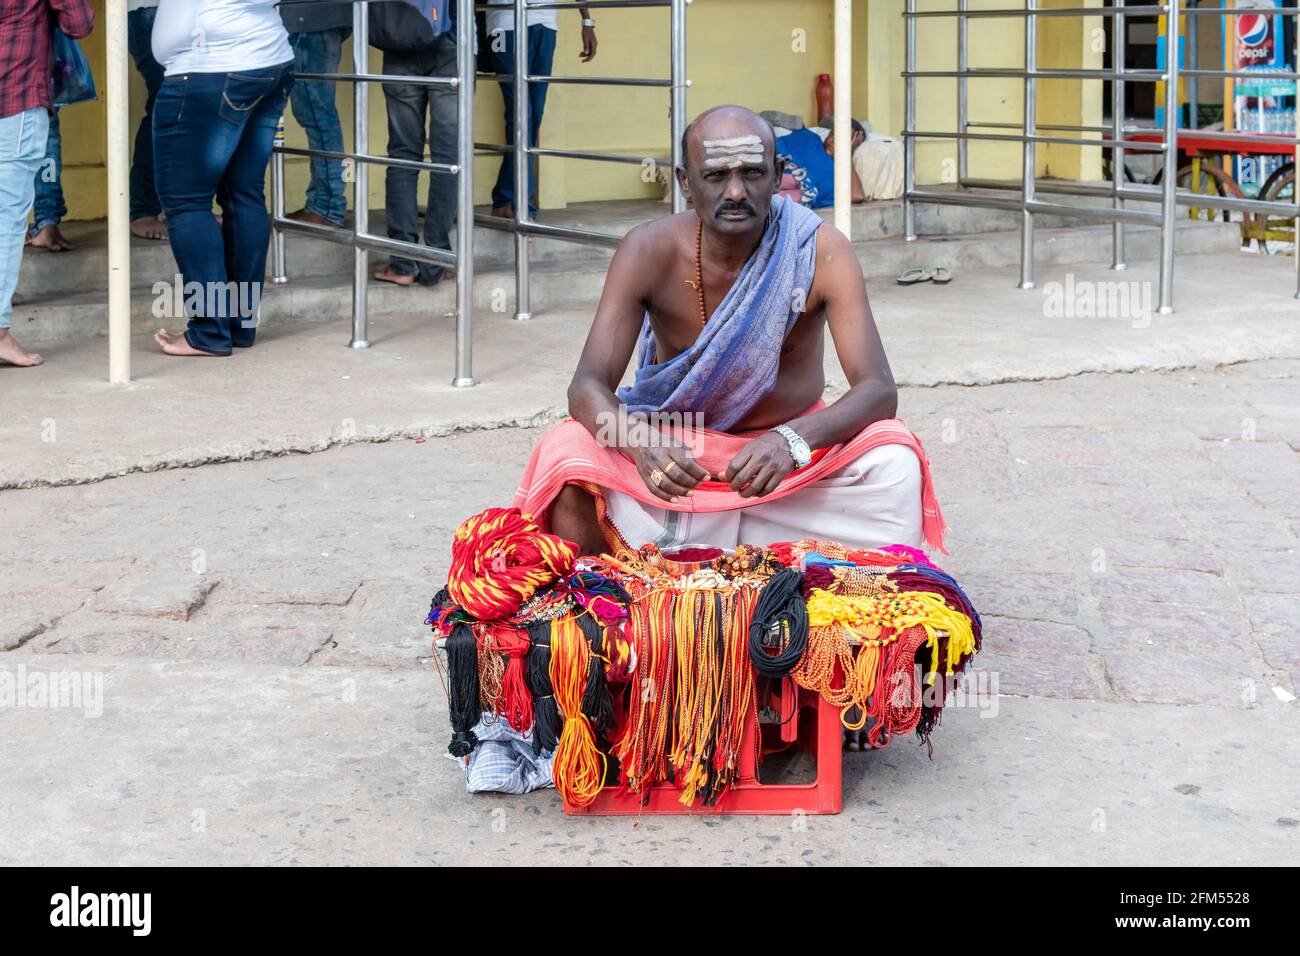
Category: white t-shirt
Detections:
[
  {"x1": 486, "y1": 1, "x2": 559, "y2": 34},
  {"x1": 152, "y1": 0, "x2": 293, "y2": 76}
]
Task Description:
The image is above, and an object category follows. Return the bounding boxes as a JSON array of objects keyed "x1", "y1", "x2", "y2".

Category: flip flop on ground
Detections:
[{"x1": 896, "y1": 267, "x2": 935, "y2": 285}]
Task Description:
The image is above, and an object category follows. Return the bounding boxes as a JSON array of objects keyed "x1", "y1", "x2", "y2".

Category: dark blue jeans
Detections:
[
  {"x1": 288, "y1": 27, "x2": 350, "y2": 223},
  {"x1": 491, "y1": 25, "x2": 556, "y2": 212},
  {"x1": 153, "y1": 62, "x2": 295, "y2": 355},
  {"x1": 128, "y1": 6, "x2": 165, "y2": 221},
  {"x1": 31, "y1": 109, "x2": 64, "y2": 232}
]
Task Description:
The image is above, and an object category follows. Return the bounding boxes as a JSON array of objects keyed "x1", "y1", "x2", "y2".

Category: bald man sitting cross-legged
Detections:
[{"x1": 510, "y1": 106, "x2": 949, "y2": 746}]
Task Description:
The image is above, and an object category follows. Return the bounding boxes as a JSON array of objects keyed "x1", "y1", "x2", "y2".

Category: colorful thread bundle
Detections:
[
  {"x1": 615, "y1": 586, "x2": 759, "y2": 807},
  {"x1": 430, "y1": 509, "x2": 983, "y2": 806},
  {"x1": 446, "y1": 508, "x2": 579, "y2": 621},
  {"x1": 549, "y1": 615, "x2": 607, "y2": 807}
]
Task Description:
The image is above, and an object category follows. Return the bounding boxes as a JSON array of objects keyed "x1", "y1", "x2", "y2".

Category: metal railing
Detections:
[
  {"x1": 270, "y1": 0, "x2": 477, "y2": 383},
  {"x1": 902, "y1": 1, "x2": 1300, "y2": 311},
  {"x1": 472, "y1": 0, "x2": 689, "y2": 323},
  {"x1": 269, "y1": 0, "x2": 689, "y2": 386}
]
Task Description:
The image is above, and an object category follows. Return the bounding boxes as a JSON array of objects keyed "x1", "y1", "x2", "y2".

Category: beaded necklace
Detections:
[{"x1": 685, "y1": 217, "x2": 707, "y2": 326}]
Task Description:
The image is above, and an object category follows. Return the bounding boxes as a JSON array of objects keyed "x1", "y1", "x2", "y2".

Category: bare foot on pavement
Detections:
[
  {"x1": 27, "y1": 224, "x2": 73, "y2": 251},
  {"x1": 154, "y1": 329, "x2": 220, "y2": 356},
  {"x1": 0, "y1": 330, "x2": 43, "y2": 367},
  {"x1": 372, "y1": 266, "x2": 416, "y2": 286},
  {"x1": 130, "y1": 216, "x2": 168, "y2": 240}
]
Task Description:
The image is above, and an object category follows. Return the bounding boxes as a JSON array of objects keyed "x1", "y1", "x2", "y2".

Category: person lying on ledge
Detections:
[{"x1": 512, "y1": 105, "x2": 947, "y2": 674}]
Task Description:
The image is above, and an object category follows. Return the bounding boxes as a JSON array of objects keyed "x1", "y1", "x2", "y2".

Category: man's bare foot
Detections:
[
  {"x1": 154, "y1": 328, "x2": 220, "y2": 356},
  {"x1": 491, "y1": 204, "x2": 514, "y2": 219},
  {"x1": 10, "y1": 293, "x2": 23, "y2": 307},
  {"x1": 549, "y1": 484, "x2": 609, "y2": 555},
  {"x1": 372, "y1": 266, "x2": 416, "y2": 286},
  {"x1": 28, "y1": 224, "x2": 73, "y2": 251},
  {"x1": 130, "y1": 216, "x2": 168, "y2": 240},
  {"x1": 286, "y1": 208, "x2": 344, "y2": 228},
  {"x1": 0, "y1": 330, "x2": 43, "y2": 367}
]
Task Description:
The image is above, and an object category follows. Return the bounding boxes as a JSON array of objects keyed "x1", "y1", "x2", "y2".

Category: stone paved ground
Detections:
[{"x1": 2, "y1": 360, "x2": 1297, "y2": 864}]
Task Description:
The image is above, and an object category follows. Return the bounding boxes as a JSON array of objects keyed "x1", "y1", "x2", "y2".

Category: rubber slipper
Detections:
[
  {"x1": 896, "y1": 267, "x2": 934, "y2": 285},
  {"x1": 931, "y1": 267, "x2": 952, "y2": 284}
]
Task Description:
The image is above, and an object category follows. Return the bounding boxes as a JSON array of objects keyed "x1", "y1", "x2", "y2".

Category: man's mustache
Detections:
[{"x1": 714, "y1": 201, "x2": 756, "y2": 217}]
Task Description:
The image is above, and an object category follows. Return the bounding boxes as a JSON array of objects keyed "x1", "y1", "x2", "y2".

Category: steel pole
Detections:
[
  {"x1": 453, "y1": 0, "x2": 478, "y2": 385},
  {"x1": 670, "y1": 0, "x2": 688, "y2": 213},
  {"x1": 904, "y1": 0, "x2": 917, "y2": 241},
  {"x1": 513, "y1": 0, "x2": 533, "y2": 322},
  {"x1": 350, "y1": 2, "x2": 370, "y2": 348},
  {"x1": 958, "y1": 0, "x2": 969, "y2": 183},
  {"x1": 1294, "y1": 3, "x2": 1299, "y2": 299},
  {"x1": 1112, "y1": 5, "x2": 1127, "y2": 269},
  {"x1": 1187, "y1": 2, "x2": 1198, "y2": 130},
  {"x1": 271, "y1": 115, "x2": 288, "y2": 283},
  {"x1": 1020, "y1": 0, "x2": 1037, "y2": 290},
  {"x1": 1158, "y1": 2, "x2": 1180, "y2": 313}
]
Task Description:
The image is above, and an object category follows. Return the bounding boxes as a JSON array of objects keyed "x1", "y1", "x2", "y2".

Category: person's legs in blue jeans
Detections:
[
  {"x1": 27, "y1": 110, "x2": 71, "y2": 251},
  {"x1": 287, "y1": 27, "x2": 349, "y2": 224},
  {"x1": 153, "y1": 65, "x2": 293, "y2": 355},
  {"x1": 490, "y1": 30, "x2": 517, "y2": 212},
  {"x1": 525, "y1": 25, "x2": 556, "y2": 211},
  {"x1": 30, "y1": 109, "x2": 66, "y2": 234},
  {"x1": 128, "y1": 5, "x2": 166, "y2": 234},
  {"x1": 220, "y1": 70, "x2": 295, "y2": 348},
  {"x1": 491, "y1": 25, "x2": 555, "y2": 215},
  {"x1": 0, "y1": 107, "x2": 50, "y2": 366}
]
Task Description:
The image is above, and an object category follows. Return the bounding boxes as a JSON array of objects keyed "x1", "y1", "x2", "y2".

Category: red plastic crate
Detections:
[{"x1": 563, "y1": 678, "x2": 842, "y2": 816}]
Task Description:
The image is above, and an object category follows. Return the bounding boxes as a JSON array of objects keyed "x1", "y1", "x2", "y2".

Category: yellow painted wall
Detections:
[{"x1": 58, "y1": 0, "x2": 1104, "y2": 223}]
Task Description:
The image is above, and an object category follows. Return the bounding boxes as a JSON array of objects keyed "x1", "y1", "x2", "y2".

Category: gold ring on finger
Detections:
[{"x1": 650, "y1": 468, "x2": 666, "y2": 487}]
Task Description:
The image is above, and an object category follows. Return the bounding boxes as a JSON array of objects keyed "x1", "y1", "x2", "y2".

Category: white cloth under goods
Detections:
[
  {"x1": 602, "y1": 444, "x2": 925, "y2": 551},
  {"x1": 486, "y1": 0, "x2": 559, "y2": 33},
  {"x1": 448, "y1": 715, "x2": 554, "y2": 794},
  {"x1": 152, "y1": 0, "x2": 292, "y2": 76}
]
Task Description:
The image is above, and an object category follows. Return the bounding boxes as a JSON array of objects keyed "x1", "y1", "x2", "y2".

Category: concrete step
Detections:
[
  {"x1": 10, "y1": 255, "x2": 610, "y2": 345},
  {"x1": 866, "y1": 217, "x2": 1242, "y2": 277},
  {"x1": 11, "y1": 215, "x2": 1242, "y2": 346},
  {"x1": 16, "y1": 190, "x2": 1129, "y2": 299}
]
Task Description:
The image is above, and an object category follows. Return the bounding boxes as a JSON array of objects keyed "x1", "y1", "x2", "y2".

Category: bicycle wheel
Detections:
[{"x1": 1256, "y1": 162, "x2": 1295, "y2": 255}]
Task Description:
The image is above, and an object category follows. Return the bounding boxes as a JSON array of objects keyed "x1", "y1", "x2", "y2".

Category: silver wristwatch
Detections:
[
  {"x1": 582, "y1": 17, "x2": 596, "y2": 27},
  {"x1": 771, "y1": 424, "x2": 812, "y2": 468}
]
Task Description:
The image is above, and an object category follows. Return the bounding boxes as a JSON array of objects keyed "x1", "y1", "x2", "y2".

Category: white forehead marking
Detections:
[
  {"x1": 703, "y1": 155, "x2": 764, "y2": 168},
  {"x1": 701, "y1": 135, "x2": 765, "y2": 169},
  {"x1": 702, "y1": 135, "x2": 763, "y2": 150}
]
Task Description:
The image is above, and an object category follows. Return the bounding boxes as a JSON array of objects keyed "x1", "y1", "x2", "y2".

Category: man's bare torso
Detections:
[{"x1": 633, "y1": 211, "x2": 827, "y2": 431}]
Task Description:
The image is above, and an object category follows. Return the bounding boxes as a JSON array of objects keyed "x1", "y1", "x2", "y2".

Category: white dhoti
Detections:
[{"x1": 601, "y1": 444, "x2": 924, "y2": 551}]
